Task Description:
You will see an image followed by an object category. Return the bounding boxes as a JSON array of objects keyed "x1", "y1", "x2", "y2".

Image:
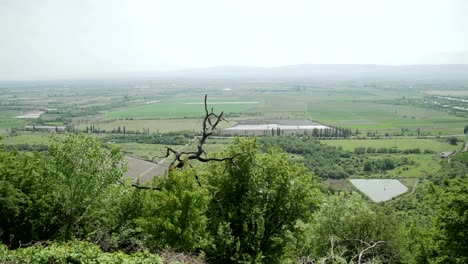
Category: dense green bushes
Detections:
[
  {"x1": 0, "y1": 148, "x2": 63, "y2": 247},
  {"x1": 0, "y1": 241, "x2": 162, "y2": 264},
  {"x1": 1, "y1": 135, "x2": 322, "y2": 262},
  {"x1": 260, "y1": 136, "x2": 357, "y2": 179},
  {"x1": 205, "y1": 139, "x2": 321, "y2": 263},
  {"x1": 1, "y1": 133, "x2": 467, "y2": 263},
  {"x1": 102, "y1": 131, "x2": 194, "y2": 145},
  {"x1": 295, "y1": 192, "x2": 406, "y2": 263}
]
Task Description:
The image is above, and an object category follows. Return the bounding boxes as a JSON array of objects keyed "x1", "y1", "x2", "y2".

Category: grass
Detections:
[
  {"x1": 306, "y1": 100, "x2": 468, "y2": 134},
  {"x1": 0, "y1": 133, "x2": 54, "y2": 145},
  {"x1": 321, "y1": 138, "x2": 453, "y2": 179},
  {"x1": 367, "y1": 154, "x2": 441, "y2": 179},
  {"x1": 321, "y1": 138, "x2": 459, "y2": 153},
  {"x1": 105, "y1": 98, "x2": 261, "y2": 119},
  {"x1": 116, "y1": 143, "x2": 180, "y2": 160},
  {"x1": 0, "y1": 110, "x2": 23, "y2": 130}
]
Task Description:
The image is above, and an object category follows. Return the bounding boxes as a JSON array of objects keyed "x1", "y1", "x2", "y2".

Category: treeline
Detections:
[
  {"x1": 260, "y1": 136, "x2": 417, "y2": 178},
  {"x1": 3, "y1": 144, "x2": 49, "y2": 152},
  {"x1": 101, "y1": 131, "x2": 194, "y2": 145},
  {"x1": 354, "y1": 146, "x2": 433, "y2": 154},
  {"x1": 301, "y1": 126, "x2": 353, "y2": 138},
  {"x1": 260, "y1": 136, "x2": 357, "y2": 179},
  {"x1": 363, "y1": 157, "x2": 414, "y2": 173}
]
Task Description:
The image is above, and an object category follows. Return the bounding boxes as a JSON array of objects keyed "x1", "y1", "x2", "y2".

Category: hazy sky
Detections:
[{"x1": 1, "y1": 0, "x2": 468, "y2": 80}]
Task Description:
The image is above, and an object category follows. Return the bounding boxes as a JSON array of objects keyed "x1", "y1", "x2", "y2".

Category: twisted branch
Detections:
[{"x1": 163, "y1": 94, "x2": 238, "y2": 172}]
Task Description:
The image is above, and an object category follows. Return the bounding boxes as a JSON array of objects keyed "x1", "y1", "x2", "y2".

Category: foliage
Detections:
[
  {"x1": 135, "y1": 168, "x2": 211, "y2": 252},
  {"x1": 205, "y1": 138, "x2": 321, "y2": 263},
  {"x1": 295, "y1": 192, "x2": 406, "y2": 263},
  {"x1": 427, "y1": 179, "x2": 468, "y2": 264},
  {"x1": 260, "y1": 136, "x2": 358, "y2": 179},
  {"x1": 83, "y1": 168, "x2": 211, "y2": 253},
  {"x1": 102, "y1": 131, "x2": 194, "y2": 145},
  {"x1": 430, "y1": 151, "x2": 468, "y2": 184},
  {"x1": 448, "y1": 137, "x2": 458, "y2": 145},
  {"x1": 0, "y1": 147, "x2": 63, "y2": 247},
  {"x1": 3, "y1": 143, "x2": 49, "y2": 152},
  {"x1": 79, "y1": 184, "x2": 147, "y2": 252},
  {"x1": 46, "y1": 134, "x2": 126, "y2": 240},
  {"x1": 0, "y1": 241, "x2": 162, "y2": 264}
]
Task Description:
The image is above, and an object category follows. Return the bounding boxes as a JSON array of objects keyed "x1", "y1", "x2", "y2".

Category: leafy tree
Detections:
[
  {"x1": 80, "y1": 183, "x2": 146, "y2": 252},
  {"x1": 135, "y1": 168, "x2": 211, "y2": 252},
  {"x1": 448, "y1": 137, "x2": 458, "y2": 145},
  {"x1": 83, "y1": 168, "x2": 211, "y2": 253},
  {"x1": 363, "y1": 160, "x2": 373, "y2": 172},
  {"x1": 429, "y1": 179, "x2": 468, "y2": 264},
  {"x1": 205, "y1": 138, "x2": 321, "y2": 263},
  {"x1": 0, "y1": 148, "x2": 62, "y2": 247},
  {"x1": 46, "y1": 134, "x2": 126, "y2": 240},
  {"x1": 296, "y1": 192, "x2": 406, "y2": 263}
]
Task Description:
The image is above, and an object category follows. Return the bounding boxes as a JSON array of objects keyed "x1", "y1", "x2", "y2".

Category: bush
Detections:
[
  {"x1": 448, "y1": 137, "x2": 458, "y2": 145},
  {"x1": 0, "y1": 241, "x2": 163, "y2": 264}
]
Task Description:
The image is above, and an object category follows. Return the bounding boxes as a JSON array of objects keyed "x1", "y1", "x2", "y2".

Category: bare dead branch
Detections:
[
  {"x1": 349, "y1": 240, "x2": 386, "y2": 264},
  {"x1": 164, "y1": 94, "x2": 241, "y2": 172},
  {"x1": 128, "y1": 95, "x2": 240, "y2": 190},
  {"x1": 130, "y1": 183, "x2": 161, "y2": 191}
]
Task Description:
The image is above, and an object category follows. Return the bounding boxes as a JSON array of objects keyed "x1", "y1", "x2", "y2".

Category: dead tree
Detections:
[
  {"x1": 129, "y1": 95, "x2": 244, "y2": 189},
  {"x1": 160, "y1": 94, "x2": 241, "y2": 172}
]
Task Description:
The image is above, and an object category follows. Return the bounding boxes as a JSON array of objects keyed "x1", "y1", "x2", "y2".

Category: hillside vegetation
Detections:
[{"x1": 1, "y1": 133, "x2": 467, "y2": 263}]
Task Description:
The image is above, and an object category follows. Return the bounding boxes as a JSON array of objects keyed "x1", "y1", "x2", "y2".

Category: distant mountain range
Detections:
[
  {"x1": 3, "y1": 64, "x2": 468, "y2": 83},
  {"x1": 117, "y1": 64, "x2": 468, "y2": 81}
]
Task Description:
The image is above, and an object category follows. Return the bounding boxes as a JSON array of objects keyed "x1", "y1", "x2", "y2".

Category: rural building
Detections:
[{"x1": 440, "y1": 150, "x2": 456, "y2": 158}]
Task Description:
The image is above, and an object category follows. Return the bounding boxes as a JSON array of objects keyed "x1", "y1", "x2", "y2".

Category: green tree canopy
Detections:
[
  {"x1": 205, "y1": 138, "x2": 321, "y2": 263},
  {"x1": 46, "y1": 134, "x2": 126, "y2": 240}
]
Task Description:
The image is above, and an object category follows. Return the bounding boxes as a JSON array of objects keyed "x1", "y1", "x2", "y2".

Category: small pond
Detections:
[{"x1": 349, "y1": 179, "x2": 408, "y2": 202}]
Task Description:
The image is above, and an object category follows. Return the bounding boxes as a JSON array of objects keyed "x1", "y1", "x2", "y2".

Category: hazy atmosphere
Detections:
[
  {"x1": 1, "y1": 0, "x2": 468, "y2": 80},
  {"x1": 1, "y1": 1, "x2": 468, "y2": 263}
]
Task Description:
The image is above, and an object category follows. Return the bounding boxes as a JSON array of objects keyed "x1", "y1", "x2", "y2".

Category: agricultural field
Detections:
[
  {"x1": 1, "y1": 78, "x2": 467, "y2": 191},
  {"x1": 1, "y1": 80, "x2": 468, "y2": 136},
  {"x1": 0, "y1": 133, "x2": 57, "y2": 145},
  {"x1": 105, "y1": 97, "x2": 261, "y2": 119}
]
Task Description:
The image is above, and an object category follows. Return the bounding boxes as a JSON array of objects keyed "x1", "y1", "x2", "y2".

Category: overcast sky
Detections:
[{"x1": 1, "y1": 0, "x2": 468, "y2": 80}]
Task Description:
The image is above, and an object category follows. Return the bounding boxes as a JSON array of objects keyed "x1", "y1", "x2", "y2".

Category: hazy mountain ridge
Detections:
[
  {"x1": 96, "y1": 64, "x2": 468, "y2": 81},
  {"x1": 2, "y1": 64, "x2": 468, "y2": 83},
  {"x1": 165, "y1": 64, "x2": 468, "y2": 80}
]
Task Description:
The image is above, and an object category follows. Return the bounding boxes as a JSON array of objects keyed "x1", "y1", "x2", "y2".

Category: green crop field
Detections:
[
  {"x1": 0, "y1": 133, "x2": 54, "y2": 145},
  {"x1": 105, "y1": 98, "x2": 262, "y2": 119},
  {"x1": 305, "y1": 100, "x2": 468, "y2": 134},
  {"x1": 0, "y1": 110, "x2": 23, "y2": 130}
]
